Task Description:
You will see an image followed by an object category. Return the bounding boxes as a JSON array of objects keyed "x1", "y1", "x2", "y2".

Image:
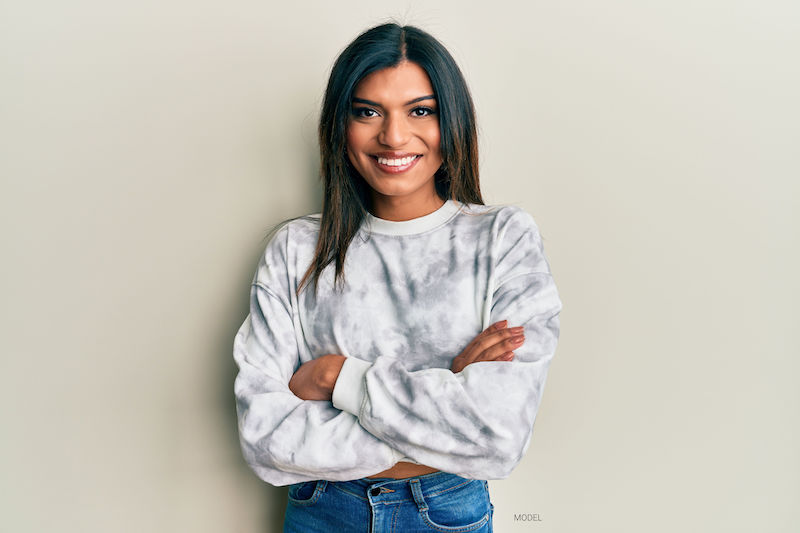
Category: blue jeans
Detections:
[{"x1": 283, "y1": 471, "x2": 494, "y2": 532}]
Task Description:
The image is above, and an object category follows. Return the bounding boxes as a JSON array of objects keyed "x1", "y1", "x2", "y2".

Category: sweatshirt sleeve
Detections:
[
  {"x1": 331, "y1": 209, "x2": 562, "y2": 480},
  {"x1": 233, "y1": 228, "x2": 406, "y2": 486}
]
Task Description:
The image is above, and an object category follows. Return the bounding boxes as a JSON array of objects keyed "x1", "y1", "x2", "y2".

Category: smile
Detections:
[{"x1": 370, "y1": 155, "x2": 421, "y2": 173}]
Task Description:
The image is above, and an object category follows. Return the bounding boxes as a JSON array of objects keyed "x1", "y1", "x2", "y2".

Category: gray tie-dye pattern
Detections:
[{"x1": 232, "y1": 200, "x2": 562, "y2": 486}]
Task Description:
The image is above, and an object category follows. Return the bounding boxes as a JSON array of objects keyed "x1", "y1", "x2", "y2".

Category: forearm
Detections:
[
  {"x1": 332, "y1": 354, "x2": 555, "y2": 479},
  {"x1": 288, "y1": 354, "x2": 347, "y2": 401},
  {"x1": 326, "y1": 273, "x2": 562, "y2": 479},
  {"x1": 235, "y1": 287, "x2": 405, "y2": 485},
  {"x1": 235, "y1": 346, "x2": 408, "y2": 484}
]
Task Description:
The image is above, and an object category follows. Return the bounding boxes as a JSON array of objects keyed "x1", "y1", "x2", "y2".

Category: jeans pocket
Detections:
[
  {"x1": 421, "y1": 509, "x2": 490, "y2": 532},
  {"x1": 287, "y1": 480, "x2": 323, "y2": 506},
  {"x1": 421, "y1": 480, "x2": 491, "y2": 532}
]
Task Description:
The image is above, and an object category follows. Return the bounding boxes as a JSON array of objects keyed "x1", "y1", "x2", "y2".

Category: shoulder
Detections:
[
  {"x1": 254, "y1": 212, "x2": 321, "y2": 288},
  {"x1": 456, "y1": 201, "x2": 540, "y2": 238},
  {"x1": 266, "y1": 213, "x2": 320, "y2": 250},
  {"x1": 458, "y1": 202, "x2": 551, "y2": 281}
]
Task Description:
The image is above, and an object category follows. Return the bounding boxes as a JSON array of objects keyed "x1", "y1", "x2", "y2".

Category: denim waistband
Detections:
[{"x1": 323, "y1": 471, "x2": 485, "y2": 506}]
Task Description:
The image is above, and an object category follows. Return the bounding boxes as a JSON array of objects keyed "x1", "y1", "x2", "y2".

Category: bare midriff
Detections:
[{"x1": 366, "y1": 462, "x2": 440, "y2": 479}]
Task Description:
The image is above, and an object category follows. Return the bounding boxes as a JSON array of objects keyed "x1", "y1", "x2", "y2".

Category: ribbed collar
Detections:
[{"x1": 362, "y1": 199, "x2": 463, "y2": 236}]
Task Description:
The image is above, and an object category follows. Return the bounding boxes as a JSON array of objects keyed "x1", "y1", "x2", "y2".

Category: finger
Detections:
[
  {"x1": 491, "y1": 320, "x2": 508, "y2": 331},
  {"x1": 472, "y1": 326, "x2": 524, "y2": 356},
  {"x1": 477, "y1": 320, "x2": 508, "y2": 341},
  {"x1": 487, "y1": 350, "x2": 515, "y2": 361},
  {"x1": 459, "y1": 331, "x2": 522, "y2": 368},
  {"x1": 461, "y1": 320, "x2": 509, "y2": 354},
  {"x1": 459, "y1": 321, "x2": 520, "y2": 367},
  {"x1": 477, "y1": 332, "x2": 525, "y2": 361}
]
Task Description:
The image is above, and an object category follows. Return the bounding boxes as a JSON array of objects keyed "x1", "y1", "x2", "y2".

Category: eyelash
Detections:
[
  {"x1": 352, "y1": 106, "x2": 436, "y2": 118},
  {"x1": 412, "y1": 106, "x2": 436, "y2": 117}
]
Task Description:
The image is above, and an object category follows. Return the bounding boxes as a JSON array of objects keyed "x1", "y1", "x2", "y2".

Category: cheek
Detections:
[
  {"x1": 345, "y1": 128, "x2": 365, "y2": 170},
  {"x1": 346, "y1": 123, "x2": 369, "y2": 153},
  {"x1": 427, "y1": 126, "x2": 442, "y2": 160}
]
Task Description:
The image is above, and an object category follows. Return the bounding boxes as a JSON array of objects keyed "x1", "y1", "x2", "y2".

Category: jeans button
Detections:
[{"x1": 370, "y1": 487, "x2": 380, "y2": 497}]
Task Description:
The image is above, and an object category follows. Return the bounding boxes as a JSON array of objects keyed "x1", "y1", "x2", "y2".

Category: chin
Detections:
[{"x1": 368, "y1": 180, "x2": 429, "y2": 198}]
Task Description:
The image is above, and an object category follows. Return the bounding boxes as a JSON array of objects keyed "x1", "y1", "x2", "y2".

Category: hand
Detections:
[
  {"x1": 289, "y1": 354, "x2": 346, "y2": 401},
  {"x1": 450, "y1": 320, "x2": 525, "y2": 373}
]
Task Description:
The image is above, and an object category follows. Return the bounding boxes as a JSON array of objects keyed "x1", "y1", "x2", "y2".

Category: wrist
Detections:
[{"x1": 321, "y1": 354, "x2": 346, "y2": 393}]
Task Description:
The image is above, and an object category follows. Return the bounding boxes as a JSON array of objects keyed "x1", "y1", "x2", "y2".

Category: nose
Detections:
[{"x1": 378, "y1": 113, "x2": 411, "y2": 147}]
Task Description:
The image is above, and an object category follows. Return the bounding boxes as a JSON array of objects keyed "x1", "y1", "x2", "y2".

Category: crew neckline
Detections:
[{"x1": 363, "y1": 199, "x2": 463, "y2": 236}]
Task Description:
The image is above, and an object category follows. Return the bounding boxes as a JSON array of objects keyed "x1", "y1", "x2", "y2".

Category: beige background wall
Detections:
[{"x1": 1, "y1": 1, "x2": 797, "y2": 532}]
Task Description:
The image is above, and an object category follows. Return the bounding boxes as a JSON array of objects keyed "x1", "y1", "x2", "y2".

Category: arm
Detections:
[
  {"x1": 330, "y1": 210, "x2": 562, "y2": 480},
  {"x1": 233, "y1": 281, "x2": 405, "y2": 487},
  {"x1": 289, "y1": 318, "x2": 521, "y2": 401},
  {"x1": 290, "y1": 319, "x2": 529, "y2": 466}
]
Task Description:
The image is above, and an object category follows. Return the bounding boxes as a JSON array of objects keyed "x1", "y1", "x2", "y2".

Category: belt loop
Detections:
[
  {"x1": 316, "y1": 480, "x2": 328, "y2": 493},
  {"x1": 408, "y1": 479, "x2": 428, "y2": 513}
]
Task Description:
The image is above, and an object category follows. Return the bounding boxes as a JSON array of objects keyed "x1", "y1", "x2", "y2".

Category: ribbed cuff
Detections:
[{"x1": 331, "y1": 356, "x2": 371, "y2": 416}]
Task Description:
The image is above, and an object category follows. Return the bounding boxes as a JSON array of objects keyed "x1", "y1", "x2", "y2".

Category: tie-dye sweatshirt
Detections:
[{"x1": 233, "y1": 199, "x2": 562, "y2": 486}]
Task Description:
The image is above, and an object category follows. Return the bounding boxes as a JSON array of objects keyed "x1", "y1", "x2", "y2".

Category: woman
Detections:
[{"x1": 233, "y1": 22, "x2": 562, "y2": 532}]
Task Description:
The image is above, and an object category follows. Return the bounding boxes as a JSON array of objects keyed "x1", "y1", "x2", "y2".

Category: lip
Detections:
[
  {"x1": 370, "y1": 154, "x2": 422, "y2": 174},
  {"x1": 371, "y1": 151, "x2": 421, "y2": 158}
]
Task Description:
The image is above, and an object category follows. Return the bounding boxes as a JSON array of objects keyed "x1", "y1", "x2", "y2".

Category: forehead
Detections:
[{"x1": 353, "y1": 61, "x2": 434, "y2": 102}]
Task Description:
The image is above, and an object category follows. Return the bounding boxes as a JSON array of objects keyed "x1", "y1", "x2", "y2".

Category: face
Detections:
[{"x1": 346, "y1": 61, "x2": 443, "y2": 207}]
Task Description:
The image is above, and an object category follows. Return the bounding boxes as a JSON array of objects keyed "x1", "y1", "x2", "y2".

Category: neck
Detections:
[{"x1": 369, "y1": 193, "x2": 445, "y2": 222}]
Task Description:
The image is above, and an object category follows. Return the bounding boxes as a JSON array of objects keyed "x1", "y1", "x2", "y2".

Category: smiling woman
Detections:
[
  {"x1": 233, "y1": 21, "x2": 562, "y2": 533},
  {"x1": 345, "y1": 61, "x2": 444, "y2": 218}
]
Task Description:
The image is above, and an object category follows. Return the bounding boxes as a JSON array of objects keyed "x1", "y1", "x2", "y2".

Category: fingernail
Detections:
[
  {"x1": 511, "y1": 335, "x2": 524, "y2": 344},
  {"x1": 511, "y1": 326, "x2": 524, "y2": 334},
  {"x1": 494, "y1": 320, "x2": 508, "y2": 330}
]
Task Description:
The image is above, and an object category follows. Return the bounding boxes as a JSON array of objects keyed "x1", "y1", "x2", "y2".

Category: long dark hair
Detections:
[{"x1": 297, "y1": 22, "x2": 483, "y2": 296}]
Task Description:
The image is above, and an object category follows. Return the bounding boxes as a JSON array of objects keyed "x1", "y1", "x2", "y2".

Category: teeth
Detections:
[{"x1": 377, "y1": 155, "x2": 418, "y2": 166}]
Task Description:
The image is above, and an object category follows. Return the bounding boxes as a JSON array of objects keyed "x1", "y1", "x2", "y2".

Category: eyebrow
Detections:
[{"x1": 351, "y1": 95, "x2": 436, "y2": 107}]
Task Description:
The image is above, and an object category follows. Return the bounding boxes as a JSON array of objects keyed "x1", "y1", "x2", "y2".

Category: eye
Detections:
[
  {"x1": 411, "y1": 106, "x2": 436, "y2": 117},
  {"x1": 352, "y1": 107, "x2": 378, "y2": 118}
]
